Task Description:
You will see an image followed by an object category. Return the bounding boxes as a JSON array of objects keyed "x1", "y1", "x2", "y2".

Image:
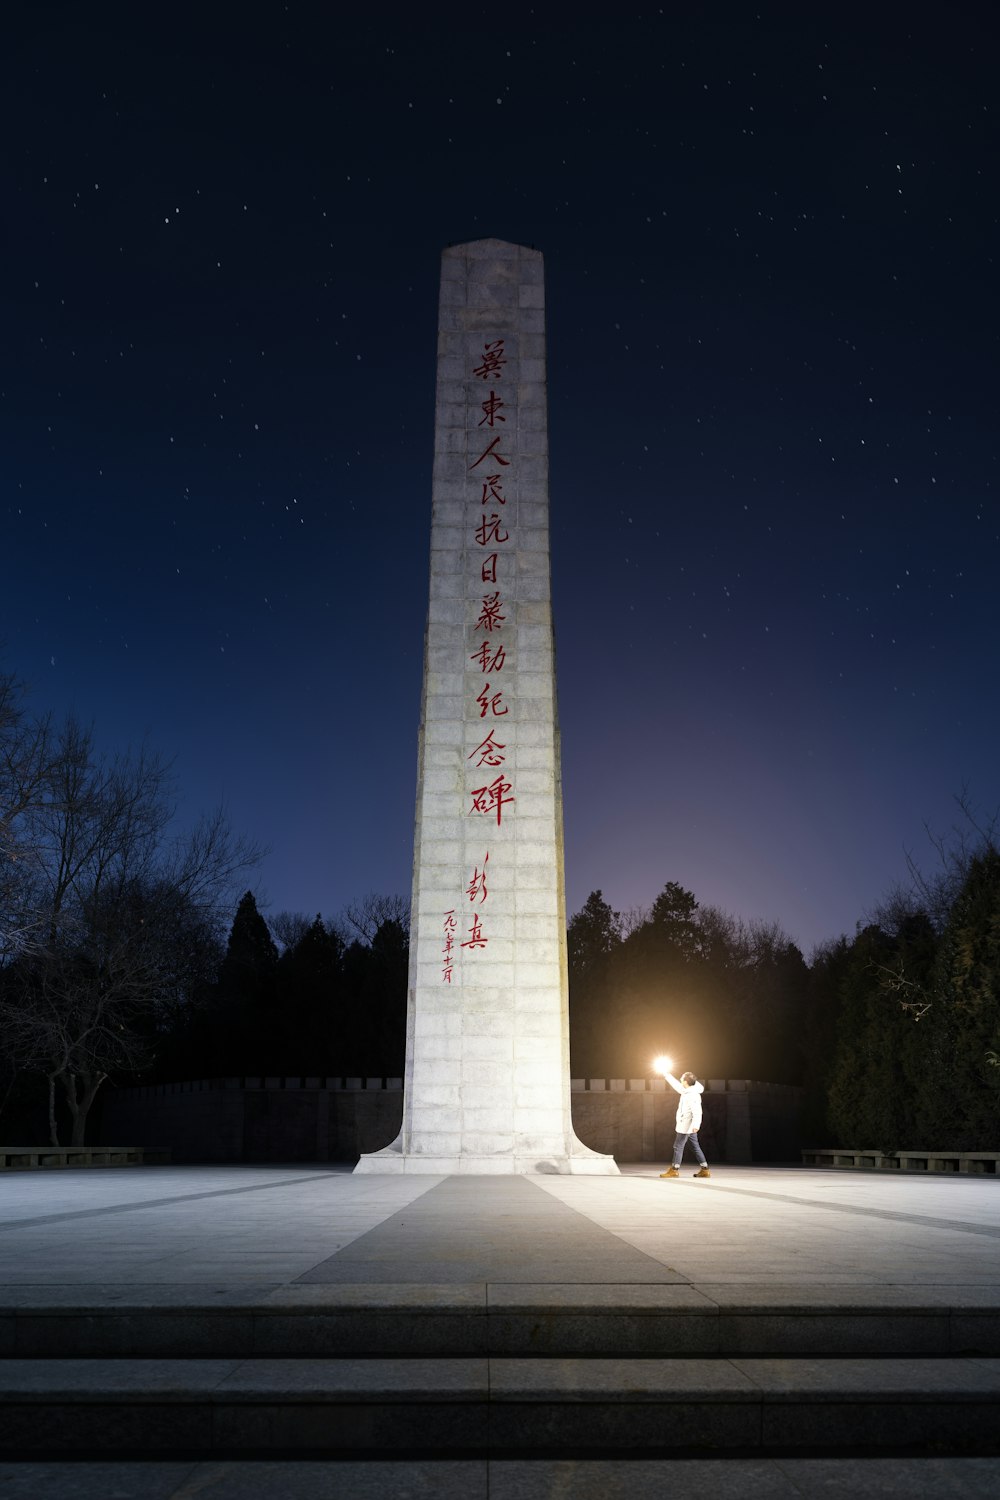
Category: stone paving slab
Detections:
[
  {"x1": 0, "y1": 1167, "x2": 443, "y2": 1287},
  {"x1": 297, "y1": 1175, "x2": 684, "y2": 1284},
  {"x1": 495, "y1": 1458, "x2": 1000, "y2": 1498},
  {"x1": 0, "y1": 1461, "x2": 485, "y2": 1500},
  {"x1": 538, "y1": 1169, "x2": 1000, "y2": 1290},
  {"x1": 0, "y1": 1164, "x2": 998, "y2": 1297},
  {"x1": 0, "y1": 1356, "x2": 488, "y2": 1401},
  {"x1": 2, "y1": 1459, "x2": 1000, "y2": 1500},
  {"x1": 2, "y1": 1353, "x2": 999, "y2": 1410},
  {"x1": 485, "y1": 1282, "x2": 718, "y2": 1310}
]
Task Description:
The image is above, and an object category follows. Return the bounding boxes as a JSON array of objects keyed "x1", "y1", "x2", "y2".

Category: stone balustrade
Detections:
[
  {"x1": 0, "y1": 1146, "x2": 171, "y2": 1171},
  {"x1": 802, "y1": 1148, "x2": 1000, "y2": 1175}
]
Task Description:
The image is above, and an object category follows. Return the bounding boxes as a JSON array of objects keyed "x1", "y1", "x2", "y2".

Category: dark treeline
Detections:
[
  {"x1": 812, "y1": 833, "x2": 1000, "y2": 1151},
  {"x1": 568, "y1": 827, "x2": 1000, "y2": 1151},
  {"x1": 3, "y1": 669, "x2": 998, "y2": 1150},
  {"x1": 150, "y1": 891, "x2": 409, "y2": 1086},
  {"x1": 568, "y1": 883, "x2": 808, "y2": 1086}
]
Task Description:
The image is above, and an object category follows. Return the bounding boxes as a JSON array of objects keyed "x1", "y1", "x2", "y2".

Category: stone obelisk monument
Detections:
[{"x1": 356, "y1": 239, "x2": 617, "y2": 1175}]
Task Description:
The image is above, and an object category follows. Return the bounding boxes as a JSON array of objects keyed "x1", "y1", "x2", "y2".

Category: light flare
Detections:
[{"x1": 653, "y1": 1054, "x2": 673, "y2": 1078}]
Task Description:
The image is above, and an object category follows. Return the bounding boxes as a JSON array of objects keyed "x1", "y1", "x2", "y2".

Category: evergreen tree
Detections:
[
  {"x1": 648, "y1": 882, "x2": 702, "y2": 961},
  {"x1": 732, "y1": 932, "x2": 809, "y2": 1084},
  {"x1": 338, "y1": 917, "x2": 408, "y2": 1075},
  {"x1": 826, "y1": 926, "x2": 894, "y2": 1147},
  {"x1": 825, "y1": 922, "x2": 931, "y2": 1150},
  {"x1": 926, "y1": 849, "x2": 1000, "y2": 1145},
  {"x1": 567, "y1": 891, "x2": 622, "y2": 1078},
  {"x1": 213, "y1": 891, "x2": 279, "y2": 1072},
  {"x1": 799, "y1": 937, "x2": 851, "y2": 1142},
  {"x1": 276, "y1": 915, "x2": 344, "y2": 1074},
  {"x1": 568, "y1": 890, "x2": 622, "y2": 974},
  {"x1": 617, "y1": 883, "x2": 706, "y2": 1079},
  {"x1": 220, "y1": 892, "x2": 278, "y2": 993},
  {"x1": 367, "y1": 917, "x2": 408, "y2": 1074}
]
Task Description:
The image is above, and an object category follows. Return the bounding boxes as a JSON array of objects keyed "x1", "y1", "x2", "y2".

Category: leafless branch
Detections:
[{"x1": 342, "y1": 892, "x2": 411, "y2": 945}]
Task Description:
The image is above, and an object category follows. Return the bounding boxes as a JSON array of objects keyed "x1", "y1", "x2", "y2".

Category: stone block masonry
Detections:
[
  {"x1": 356, "y1": 240, "x2": 615, "y2": 1175},
  {"x1": 98, "y1": 1078, "x2": 802, "y2": 1165}
]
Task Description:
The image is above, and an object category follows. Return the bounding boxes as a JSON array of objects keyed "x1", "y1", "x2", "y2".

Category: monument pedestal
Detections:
[
  {"x1": 356, "y1": 1145, "x2": 616, "y2": 1176},
  {"x1": 357, "y1": 239, "x2": 616, "y2": 1177}
]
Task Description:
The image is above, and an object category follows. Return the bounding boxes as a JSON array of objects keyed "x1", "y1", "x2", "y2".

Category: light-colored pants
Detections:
[{"x1": 673, "y1": 1131, "x2": 707, "y2": 1167}]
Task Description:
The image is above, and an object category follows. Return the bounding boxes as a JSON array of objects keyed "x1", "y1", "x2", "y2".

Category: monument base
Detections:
[{"x1": 354, "y1": 1143, "x2": 620, "y2": 1176}]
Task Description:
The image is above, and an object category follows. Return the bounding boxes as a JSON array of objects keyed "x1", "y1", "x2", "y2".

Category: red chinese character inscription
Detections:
[
  {"x1": 466, "y1": 853, "x2": 489, "y2": 904},
  {"x1": 479, "y1": 392, "x2": 505, "y2": 428},
  {"x1": 475, "y1": 513, "x2": 509, "y2": 548},
  {"x1": 476, "y1": 682, "x2": 508, "y2": 718},
  {"x1": 473, "y1": 339, "x2": 506, "y2": 380},
  {"x1": 470, "y1": 641, "x2": 506, "y2": 673},
  {"x1": 442, "y1": 909, "x2": 458, "y2": 983},
  {"x1": 475, "y1": 591, "x2": 505, "y2": 632},
  {"x1": 468, "y1": 729, "x2": 506, "y2": 768},
  {"x1": 470, "y1": 774, "x2": 515, "y2": 826},
  {"x1": 469, "y1": 436, "x2": 510, "y2": 470},
  {"x1": 461, "y1": 913, "x2": 488, "y2": 949}
]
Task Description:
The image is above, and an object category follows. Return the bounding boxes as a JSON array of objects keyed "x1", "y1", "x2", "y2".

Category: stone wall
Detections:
[{"x1": 101, "y1": 1077, "x2": 802, "y2": 1165}]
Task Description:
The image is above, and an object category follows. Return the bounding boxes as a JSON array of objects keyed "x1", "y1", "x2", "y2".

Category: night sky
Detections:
[{"x1": 3, "y1": 4, "x2": 997, "y2": 957}]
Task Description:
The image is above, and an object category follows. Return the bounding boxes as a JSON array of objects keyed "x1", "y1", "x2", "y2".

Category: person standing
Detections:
[{"x1": 660, "y1": 1069, "x2": 711, "y2": 1179}]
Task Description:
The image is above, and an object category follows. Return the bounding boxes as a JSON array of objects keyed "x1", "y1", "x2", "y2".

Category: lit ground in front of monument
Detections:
[
  {"x1": 0, "y1": 1164, "x2": 998, "y2": 1497},
  {"x1": 1, "y1": 1163, "x2": 999, "y2": 1287}
]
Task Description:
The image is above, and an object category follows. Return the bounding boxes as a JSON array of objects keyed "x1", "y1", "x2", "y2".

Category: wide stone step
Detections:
[
  {"x1": 2, "y1": 1457, "x2": 1000, "y2": 1499},
  {"x1": 2, "y1": 1356, "x2": 1000, "y2": 1455},
  {"x1": 3, "y1": 1285, "x2": 998, "y2": 1358},
  {"x1": 5, "y1": 1458, "x2": 1000, "y2": 1494}
]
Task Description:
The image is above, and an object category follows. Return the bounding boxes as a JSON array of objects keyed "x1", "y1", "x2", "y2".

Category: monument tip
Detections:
[{"x1": 443, "y1": 236, "x2": 540, "y2": 257}]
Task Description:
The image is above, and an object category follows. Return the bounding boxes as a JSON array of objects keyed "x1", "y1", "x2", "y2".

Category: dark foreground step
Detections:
[
  {"x1": 2, "y1": 1356, "x2": 1000, "y2": 1455},
  {"x1": 2, "y1": 1457, "x2": 1000, "y2": 1500},
  {"x1": 3, "y1": 1285, "x2": 999, "y2": 1358}
]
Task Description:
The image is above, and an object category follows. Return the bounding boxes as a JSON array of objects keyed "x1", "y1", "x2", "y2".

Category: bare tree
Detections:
[
  {"x1": 862, "y1": 790, "x2": 1000, "y2": 1025},
  {"x1": 0, "y1": 669, "x2": 56, "y2": 956},
  {"x1": 891, "y1": 788, "x2": 1000, "y2": 934},
  {"x1": 269, "y1": 910, "x2": 313, "y2": 954},
  {"x1": 696, "y1": 906, "x2": 795, "y2": 969},
  {"x1": 0, "y1": 718, "x2": 262, "y2": 1145},
  {"x1": 342, "y1": 892, "x2": 411, "y2": 946},
  {"x1": 618, "y1": 905, "x2": 649, "y2": 941}
]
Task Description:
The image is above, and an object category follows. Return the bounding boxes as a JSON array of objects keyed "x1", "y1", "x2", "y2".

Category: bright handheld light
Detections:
[{"x1": 653, "y1": 1055, "x2": 673, "y2": 1078}]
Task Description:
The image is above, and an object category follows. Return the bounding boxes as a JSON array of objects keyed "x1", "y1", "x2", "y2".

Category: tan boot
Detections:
[
  {"x1": 659, "y1": 1166, "x2": 680, "y2": 1178},
  {"x1": 693, "y1": 1166, "x2": 711, "y2": 1179}
]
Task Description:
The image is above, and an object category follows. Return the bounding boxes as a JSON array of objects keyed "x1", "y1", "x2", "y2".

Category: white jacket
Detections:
[{"x1": 666, "y1": 1072, "x2": 704, "y2": 1133}]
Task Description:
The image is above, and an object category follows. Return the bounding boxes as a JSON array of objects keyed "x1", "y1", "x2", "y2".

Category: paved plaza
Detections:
[
  {"x1": 0, "y1": 1162, "x2": 998, "y2": 1495},
  {"x1": 1, "y1": 1161, "x2": 999, "y2": 1289}
]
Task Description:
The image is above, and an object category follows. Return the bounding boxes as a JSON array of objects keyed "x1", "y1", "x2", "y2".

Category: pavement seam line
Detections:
[
  {"x1": 672, "y1": 1180, "x2": 1000, "y2": 1241},
  {"x1": 0, "y1": 1172, "x2": 434, "y2": 1233}
]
